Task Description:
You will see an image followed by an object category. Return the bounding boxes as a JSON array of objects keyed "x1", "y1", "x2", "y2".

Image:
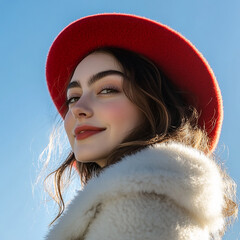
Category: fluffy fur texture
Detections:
[{"x1": 45, "y1": 142, "x2": 224, "y2": 240}]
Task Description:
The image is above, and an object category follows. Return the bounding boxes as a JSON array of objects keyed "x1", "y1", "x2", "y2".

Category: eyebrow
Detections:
[{"x1": 67, "y1": 70, "x2": 125, "y2": 90}]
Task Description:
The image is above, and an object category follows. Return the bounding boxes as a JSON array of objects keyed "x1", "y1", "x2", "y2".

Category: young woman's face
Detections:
[{"x1": 64, "y1": 52, "x2": 143, "y2": 167}]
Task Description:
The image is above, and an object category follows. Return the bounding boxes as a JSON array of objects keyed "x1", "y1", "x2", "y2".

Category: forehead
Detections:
[{"x1": 70, "y1": 51, "x2": 122, "y2": 83}]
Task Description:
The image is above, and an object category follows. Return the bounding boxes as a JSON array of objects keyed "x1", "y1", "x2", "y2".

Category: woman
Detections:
[{"x1": 44, "y1": 14, "x2": 237, "y2": 239}]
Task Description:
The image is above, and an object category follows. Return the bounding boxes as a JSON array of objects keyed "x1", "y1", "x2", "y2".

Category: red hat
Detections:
[{"x1": 46, "y1": 13, "x2": 223, "y2": 152}]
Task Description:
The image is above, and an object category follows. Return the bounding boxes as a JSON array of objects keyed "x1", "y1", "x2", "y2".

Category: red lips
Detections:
[{"x1": 74, "y1": 125, "x2": 106, "y2": 140}]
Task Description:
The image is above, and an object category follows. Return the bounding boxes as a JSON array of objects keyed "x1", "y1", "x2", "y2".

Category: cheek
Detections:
[
  {"x1": 99, "y1": 99, "x2": 141, "y2": 129},
  {"x1": 64, "y1": 112, "x2": 74, "y2": 146}
]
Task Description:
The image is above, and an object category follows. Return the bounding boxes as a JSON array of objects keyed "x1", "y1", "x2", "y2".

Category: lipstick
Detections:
[{"x1": 74, "y1": 125, "x2": 106, "y2": 141}]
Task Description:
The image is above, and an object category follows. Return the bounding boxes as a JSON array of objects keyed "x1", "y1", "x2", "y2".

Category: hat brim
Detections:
[{"x1": 46, "y1": 13, "x2": 223, "y2": 152}]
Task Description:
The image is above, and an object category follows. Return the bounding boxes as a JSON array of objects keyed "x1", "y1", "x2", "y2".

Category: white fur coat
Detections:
[{"x1": 45, "y1": 142, "x2": 224, "y2": 240}]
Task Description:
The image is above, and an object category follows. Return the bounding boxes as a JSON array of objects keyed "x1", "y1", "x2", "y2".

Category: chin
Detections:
[{"x1": 74, "y1": 153, "x2": 108, "y2": 167}]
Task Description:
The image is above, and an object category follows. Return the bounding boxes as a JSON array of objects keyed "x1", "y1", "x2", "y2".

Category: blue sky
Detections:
[{"x1": 0, "y1": 1, "x2": 239, "y2": 239}]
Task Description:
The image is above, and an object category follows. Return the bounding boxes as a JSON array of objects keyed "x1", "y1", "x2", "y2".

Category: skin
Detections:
[{"x1": 64, "y1": 52, "x2": 143, "y2": 167}]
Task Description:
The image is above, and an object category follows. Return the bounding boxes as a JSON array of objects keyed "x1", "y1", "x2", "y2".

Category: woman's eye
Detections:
[
  {"x1": 99, "y1": 87, "x2": 120, "y2": 95},
  {"x1": 66, "y1": 97, "x2": 80, "y2": 105}
]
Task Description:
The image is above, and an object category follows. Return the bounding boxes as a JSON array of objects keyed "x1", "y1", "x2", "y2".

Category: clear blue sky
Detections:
[{"x1": 0, "y1": 1, "x2": 239, "y2": 239}]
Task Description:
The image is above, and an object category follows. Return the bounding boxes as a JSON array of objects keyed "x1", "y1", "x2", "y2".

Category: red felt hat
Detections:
[{"x1": 46, "y1": 13, "x2": 223, "y2": 152}]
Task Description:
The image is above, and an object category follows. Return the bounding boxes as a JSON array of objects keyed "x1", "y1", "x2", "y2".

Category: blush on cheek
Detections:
[
  {"x1": 100, "y1": 100, "x2": 141, "y2": 128},
  {"x1": 102, "y1": 102, "x2": 131, "y2": 122}
]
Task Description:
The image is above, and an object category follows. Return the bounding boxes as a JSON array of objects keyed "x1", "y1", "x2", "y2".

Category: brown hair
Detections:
[{"x1": 44, "y1": 47, "x2": 237, "y2": 232}]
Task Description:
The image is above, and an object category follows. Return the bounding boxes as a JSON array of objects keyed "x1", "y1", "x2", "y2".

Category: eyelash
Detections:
[
  {"x1": 66, "y1": 86, "x2": 120, "y2": 106},
  {"x1": 66, "y1": 96, "x2": 80, "y2": 106},
  {"x1": 99, "y1": 85, "x2": 120, "y2": 95}
]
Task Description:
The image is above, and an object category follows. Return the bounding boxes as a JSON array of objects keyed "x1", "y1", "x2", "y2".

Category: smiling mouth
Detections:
[
  {"x1": 74, "y1": 126, "x2": 106, "y2": 141},
  {"x1": 75, "y1": 129, "x2": 105, "y2": 140}
]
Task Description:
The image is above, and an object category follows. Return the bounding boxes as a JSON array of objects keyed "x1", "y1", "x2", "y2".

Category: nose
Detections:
[{"x1": 70, "y1": 96, "x2": 93, "y2": 119}]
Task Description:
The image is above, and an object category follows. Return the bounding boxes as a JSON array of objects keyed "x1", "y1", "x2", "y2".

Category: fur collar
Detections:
[{"x1": 46, "y1": 142, "x2": 224, "y2": 240}]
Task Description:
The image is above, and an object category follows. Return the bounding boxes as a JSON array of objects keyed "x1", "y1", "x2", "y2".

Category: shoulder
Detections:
[
  {"x1": 85, "y1": 191, "x2": 212, "y2": 240},
  {"x1": 45, "y1": 142, "x2": 224, "y2": 240},
  {"x1": 101, "y1": 142, "x2": 224, "y2": 230}
]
